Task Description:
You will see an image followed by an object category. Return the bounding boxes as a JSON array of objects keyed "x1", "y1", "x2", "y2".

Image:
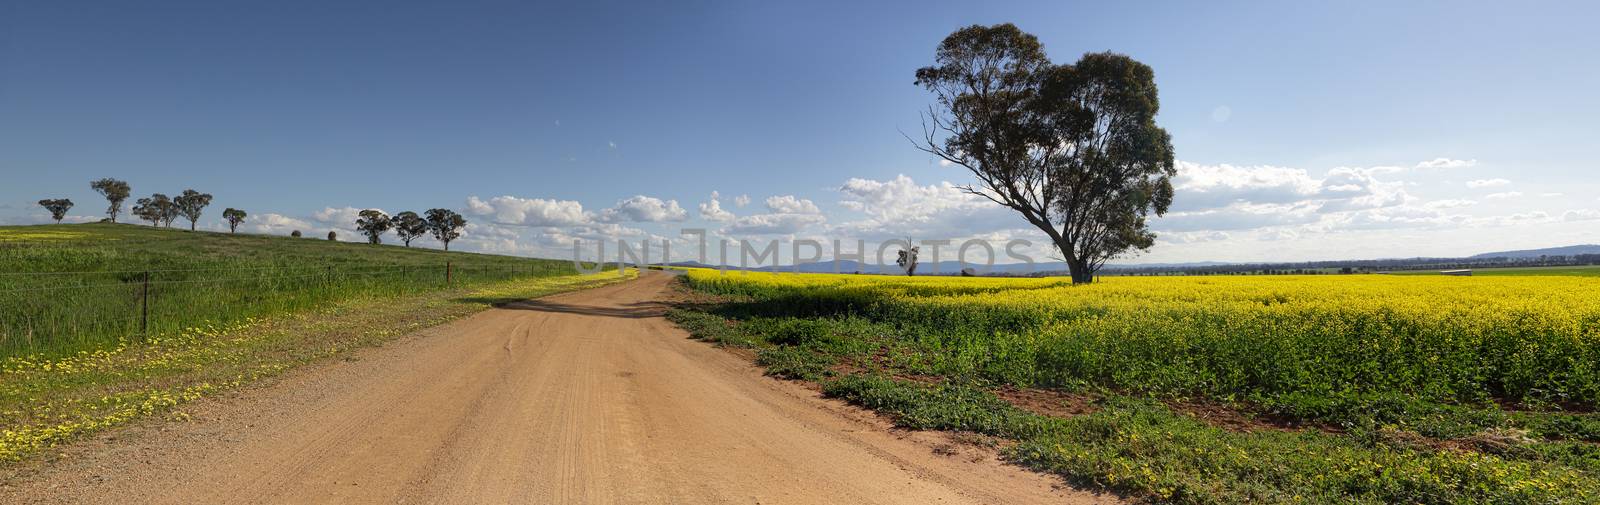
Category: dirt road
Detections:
[{"x1": 2, "y1": 273, "x2": 1112, "y2": 504}]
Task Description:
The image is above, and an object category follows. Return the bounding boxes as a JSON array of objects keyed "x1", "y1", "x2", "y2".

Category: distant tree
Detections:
[
  {"x1": 173, "y1": 189, "x2": 213, "y2": 231},
  {"x1": 157, "y1": 195, "x2": 179, "y2": 227},
  {"x1": 328, "y1": 230, "x2": 338, "y2": 241},
  {"x1": 291, "y1": 230, "x2": 302, "y2": 238},
  {"x1": 896, "y1": 246, "x2": 920, "y2": 276},
  {"x1": 222, "y1": 208, "x2": 247, "y2": 233},
  {"x1": 132, "y1": 194, "x2": 174, "y2": 227},
  {"x1": 916, "y1": 24, "x2": 1175, "y2": 283},
  {"x1": 37, "y1": 199, "x2": 74, "y2": 223},
  {"x1": 89, "y1": 178, "x2": 131, "y2": 223},
  {"x1": 424, "y1": 208, "x2": 466, "y2": 251},
  {"x1": 392, "y1": 211, "x2": 427, "y2": 247},
  {"x1": 355, "y1": 209, "x2": 392, "y2": 245}
]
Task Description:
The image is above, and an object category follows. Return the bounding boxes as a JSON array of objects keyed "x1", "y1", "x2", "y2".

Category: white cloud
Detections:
[
  {"x1": 1169, "y1": 161, "x2": 1323, "y2": 212},
  {"x1": 831, "y1": 174, "x2": 1017, "y2": 239},
  {"x1": 733, "y1": 194, "x2": 751, "y2": 207},
  {"x1": 713, "y1": 195, "x2": 830, "y2": 235},
  {"x1": 1424, "y1": 199, "x2": 1477, "y2": 209},
  {"x1": 597, "y1": 195, "x2": 688, "y2": 223},
  {"x1": 244, "y1": 213, "x2": 314, "y2": 236},
  {"x1": 1162, "y1": 230, "x2": 1231, "y2": 244},
  {"x1": 1415, "y1": 158, "x2": 1477, "y2": 170},
  {"x1": 1485, "y1": 192, "x2": 1523, "y2": 200},
  {"x1": 312, "y1": 206, "x2": 381, "y2": 226},
  {"x1": 1466, "y1": 178, "x2": 1511, "y2": 188},
  {"x1": 764, "y1": 195, "x2": 822, "y2": 214},
  {"x1": 837, "y1": 175, "x2": 987, "y2": 221},
  {"x1": 724, "y1": 213, "x2": 827, "y2": 235},
  {"x1": 1564, "y1": 209, "x2": 1600, "y2": 222},
  {"x1": 465, "y1": 195, "x2": 590, "y2": 227},
  {"x1": 698, "y1": 191, "x2": 736, "y2": 222}
]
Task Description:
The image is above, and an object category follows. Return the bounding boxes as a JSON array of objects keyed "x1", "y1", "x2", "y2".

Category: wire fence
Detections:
[{"x1": 0, "y1": 261, "x2": 569, "y2": 358}]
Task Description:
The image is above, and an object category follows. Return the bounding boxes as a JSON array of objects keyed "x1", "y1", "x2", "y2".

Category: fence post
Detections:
[
  {"x1": 140, "y1": 271, "x2": 150, "y2": 336},
  {"x1": 446, "y1": 261, "x2": 452, "y2": 286}
]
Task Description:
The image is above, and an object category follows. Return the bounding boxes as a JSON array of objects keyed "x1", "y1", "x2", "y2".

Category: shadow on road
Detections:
[{"x1": 489, "y1": 299, "x2": 670, "y2": 319}]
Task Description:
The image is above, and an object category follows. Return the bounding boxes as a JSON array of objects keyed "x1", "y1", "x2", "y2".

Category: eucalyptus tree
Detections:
[
  {"x1": 356, "y1": 209, "x2": 392, "y2": 244},
  {"x1": 37, "y1": 199, "x2": 73, "y2": 223},
  {"x1": 424, "y1": 208, "x2": 466, "y2": 251},
  {"x1": 89, "y1": 178, "x2": 131, "y2": 223},
  {"x1": 174, "y1": 189, "x2": 213, "y2": 230},
  {"x1": 393, "y1": 211, "x2": 427, "y2": 247},
  {"x1": 916, "y1": 24, "x2": 1175, "y2": 283},
  {"x1": 223, "y1": 208, "x2": 247, "y2": 233}
]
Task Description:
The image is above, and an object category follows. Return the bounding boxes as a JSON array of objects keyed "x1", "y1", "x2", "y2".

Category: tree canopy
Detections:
[
  {"x1": 916, "y1": 24, "x2": 1174, "y2": 283},
  {"x1": 223, "y1": 208, "x2": 247, "y2": 233},
  {"x1": 393, "y1": 211, "x2": 427, "y2": 247},
  {"x1": 424, "y1": 208, "x2": 466, "y2": 251},
  {"x1": 132, "y1": 194, "x2": 177, "y2": 227},
  {"x1": 89, "y1": 178, "x2": 131, "y2": 223},
  {"x1": 356, "y1": 209, "x2": 392, "y2": 245},
  {"x1": 37, "y1": 199, "x2": 74, "y2": 223},
  {"x1": 174, "y1": 189, "x2": 213, "y2": 231}
]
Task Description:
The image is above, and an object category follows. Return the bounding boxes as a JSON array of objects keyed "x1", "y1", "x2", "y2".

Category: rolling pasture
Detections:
[
  {"x1": 673, "y1": 269, "x2": 1600, "y2": 504},
  {"x1": 0, "y1": 223, "x2": 574, "y2": 358}
]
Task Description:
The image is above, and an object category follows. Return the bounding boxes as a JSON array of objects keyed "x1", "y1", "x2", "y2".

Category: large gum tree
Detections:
[{"x1": 916, "y1": 24, "x2": 1175, "y2": 283}]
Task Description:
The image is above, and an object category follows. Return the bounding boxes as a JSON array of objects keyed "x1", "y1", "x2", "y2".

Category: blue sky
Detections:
[{"x1": 3, "y1": 1, "x2": 1597, "y2": 264}]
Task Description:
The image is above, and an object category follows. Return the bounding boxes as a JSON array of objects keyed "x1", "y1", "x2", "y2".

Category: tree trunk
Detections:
[{"x1": 1057, "y1": 242, "x2": 1095, "y2": 284}]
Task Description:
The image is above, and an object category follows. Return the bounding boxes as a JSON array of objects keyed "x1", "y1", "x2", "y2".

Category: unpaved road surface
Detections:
[{"x1": 2, "y1": 273, "x2": 1113, "y2": 504}]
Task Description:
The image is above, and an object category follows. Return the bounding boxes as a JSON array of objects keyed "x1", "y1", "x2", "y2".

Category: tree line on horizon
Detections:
[{"x1": 39, "y1": 178, "x2": 467, "y2": 250}]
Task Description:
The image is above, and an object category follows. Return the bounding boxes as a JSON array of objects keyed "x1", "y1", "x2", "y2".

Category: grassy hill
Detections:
[{"x1": 0, "y1": 222, "x2": 575, "y2": 358}]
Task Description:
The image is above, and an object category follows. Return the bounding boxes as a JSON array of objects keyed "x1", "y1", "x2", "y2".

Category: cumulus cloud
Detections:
[
  {"x1": 837, "y1": 175, "x2": 986, "y2": 221},
  {"x1": 465, "y1": 195, "x2": 590, "y2": 227},
  {"x1": 1160, "y1": 230, "x2": 1231, "y2": 244},
  {"x1": 698, "y1": 191, "x2": 736, "y2": 222},
  {"x1": 1564, "y1": 209, "x2": 1600, "y2": 222},
  {"x1": 733, "y1": 194, "x2": 751, "y2": 207},
  {"x1": 1415, "y1": 158, "x2": 1477, "y2": 170},
  {"x1": 714, "y1": 194, "x2": 829, "y2": 235},
  {"x1": 831, "y1": 174, "x2": 1018, "y2": 240},
  {"x1": 1424, "y1": 199, "x2": 1477, "y2": 209},
  {"x1": 1154, "y1": 202, "x2": 1324, "y2": 232},
  {"x1": 1156, "y1": 161, "x2": 1415, "y2": 232},
  {"x1": 311, "y1": 206, "x2": 379, "y2": 226},
  {"x1": 1169, "y1": 162, "x2": 1323, "y2": 212},
  {"x1": 723, "y1": 213, "x2": 827, "y2": 235},
  {"x1": 1485, "y1": 192, "x2": 1523, "y2": 200},
  {"x1": 597, "y1": 195, "x2": 688, "y2": 223},
  {"x1": 244, "y1": 213, "x2": 314, "y2": 235},
  {"x1": 764, "y1": 195, "x2": 822, "y2": 215},
  {"x1": 1466, "y1": 178, "x2": 1511, "y2": 188}
]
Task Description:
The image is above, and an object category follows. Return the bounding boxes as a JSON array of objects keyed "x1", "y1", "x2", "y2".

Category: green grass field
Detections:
[
  {"x1": 1388, "y1": 264, "x2": 1600, "y2": 276},
  {"x1": 0, "y1": 223, "x2": 579, "y2": 358}
]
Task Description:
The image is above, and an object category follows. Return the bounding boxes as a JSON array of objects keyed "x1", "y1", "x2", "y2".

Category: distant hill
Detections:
[
  {"x1": 1470, "y1": 244, "x2": 1600, "y2": 259},
  {"x1": 670, "y1": 258, "x2": 1232, "y2": 276}
]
